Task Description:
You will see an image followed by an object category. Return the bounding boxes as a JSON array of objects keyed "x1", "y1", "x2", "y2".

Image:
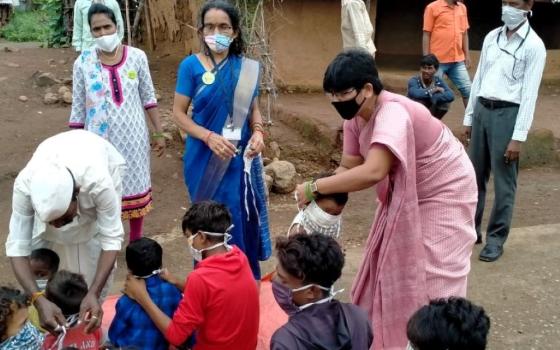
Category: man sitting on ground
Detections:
[{"x1": 408, "y1": 54, "x2": 455, "y2": 119}]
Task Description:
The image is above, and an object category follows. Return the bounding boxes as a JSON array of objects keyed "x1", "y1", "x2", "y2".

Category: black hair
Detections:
[
  {"x1": 323, "y1": 49, "x2": 384, "y2": 95},
  {"x1": 0, "y1": 287, "x2": 30, "y2": 340},
  {"x1": 30, "y1": 248, "x2": 60, "y2": 275},
  {"x1": 276, "y1": 233, "x2": 344, "y2": 291},
  {"x1": 182, "y1": 201, "x2": 232, "y2": 243},
  {"x1": 407, "y1": 297, "x2": 490, "y2": 350},
  {"x1": 198, "y1": 0, "x2": 245, "y2": 56},
  {"x1": 87, "y1": 3, "x2": 117, "y2": 27},
  {"x1": 420, "y1": 54, "x2": 440, "y2": 70},
  {"x1": 45, "y1": 270, "x2": 88, "y2": 317},
  {"x1": 126, "y1": 237, "x2": 163, "y2": 277},
  {"x1": 313, "y1": 172, "x2": 348, "y2": 206}
]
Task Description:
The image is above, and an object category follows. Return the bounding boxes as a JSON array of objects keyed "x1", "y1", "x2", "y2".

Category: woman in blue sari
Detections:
[{"x1": 172, "y1": 0, "x2": 270, "y2": 279}]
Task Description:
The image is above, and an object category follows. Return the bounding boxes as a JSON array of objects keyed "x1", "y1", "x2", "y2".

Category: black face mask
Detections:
[{"x1": 331, "y1": 94, "x2": 365, "y2": 120}]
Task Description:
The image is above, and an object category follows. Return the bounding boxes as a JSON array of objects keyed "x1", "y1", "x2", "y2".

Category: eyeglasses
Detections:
[
  {"x1": 203, "y1": 23, "x2": 233, "y2": 33},
  {"x1": 325, "y1": 88, "x2": 357, "y2": 100}
]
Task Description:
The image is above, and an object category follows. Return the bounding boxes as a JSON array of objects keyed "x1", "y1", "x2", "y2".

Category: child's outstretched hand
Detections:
[{"x1": 124, "y1": 274, "x2": 148, "y2": 303}]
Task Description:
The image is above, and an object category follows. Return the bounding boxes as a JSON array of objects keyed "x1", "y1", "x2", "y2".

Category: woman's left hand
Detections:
[
  {"x1": 152, "y1": 137, "x2": 166, "y2": 157},
  {"x1": 294, "y1": 182, "x2": 311, "y2": 209},
  {"x1": 123, "y1": 274, "x2": 148, "y2": 303},
  {"x1": 246, "y1": 131, "x2": 265, "y2": 158}
]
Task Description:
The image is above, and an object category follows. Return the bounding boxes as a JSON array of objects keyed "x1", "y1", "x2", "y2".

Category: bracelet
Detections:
[
  {"x1": 31, "y1": 291, "x2": 45, "y2": 304},
  {"x1": 253, "y1": 129, "x2": 265, "y2": 139},
  {"x1": 152, "y1": 132, "x2": 164, "y2": 139},
  {"x1": 204, "y1": 131, "x2": 214, "y2": 145},
  {"x1": 304, "y1": 181, "x2": 316, "y2": 202}
]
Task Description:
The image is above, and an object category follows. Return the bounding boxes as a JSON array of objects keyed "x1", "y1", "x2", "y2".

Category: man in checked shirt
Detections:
[{"x1": 461, "y1": 0, "x2": 546, "y2": 262}]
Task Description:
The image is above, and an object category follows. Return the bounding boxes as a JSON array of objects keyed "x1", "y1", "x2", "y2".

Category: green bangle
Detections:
[
  {"x1": 304, "y1": 181, "x2": 315, "y2": 202},
  {"x1": 152, "y1": 132, "x2": 164, "y2": 139}
]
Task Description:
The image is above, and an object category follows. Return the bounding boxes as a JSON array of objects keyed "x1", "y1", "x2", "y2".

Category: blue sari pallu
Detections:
[{"x1": 183, "y1": 55, "x2": 271, "y2": 279}]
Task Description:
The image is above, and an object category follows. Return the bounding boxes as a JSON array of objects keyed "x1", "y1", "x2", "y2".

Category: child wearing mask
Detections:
[
  {"x1": 289, "y1": 172, "x2": 348, "y2": 238},
  {"x1": 0, "y1": 286, "x2": 43, "y2": 349},
  {"x1": 124, "y1": 201, "x2": 260, "y2": 350},
  {"x1": 108, "y1": 237, "x2": 182, "y2": 350},
  {"x1": 41, "y1": 271, "x2": 102, "y2": 350},
  {"x1": 270, "y1": 233, "x2": 372, "y2": 349},
  {"x1": 29, "y1": 248, "x2": 60, "y2": 332},
  {"x1": 406, "y1": 297, "x2": 490, "y2": 350}
]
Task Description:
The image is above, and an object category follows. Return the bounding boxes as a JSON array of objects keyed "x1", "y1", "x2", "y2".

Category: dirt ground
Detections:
[{"x1": 1, "y1": 42, "x2": 559, "y2": 349}]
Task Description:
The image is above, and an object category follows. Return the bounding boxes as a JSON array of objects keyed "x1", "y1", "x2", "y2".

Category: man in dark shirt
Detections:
[
  {"x1": 270, "y1": 233, "x2": 373, "y2": 350},
  {"x1": 408, "y1": 54, "x2": 455, "y2": 119}
]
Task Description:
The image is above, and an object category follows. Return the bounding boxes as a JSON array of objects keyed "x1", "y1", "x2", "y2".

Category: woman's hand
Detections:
[
  {"x1": 123, "y1": 274, "x2": 149, "y2": 303},
  {"x1": 207, "y1": 133, "x2": 237, "y2": 160},
  {"x1": 294, "y1": 182, "x2": 312, "y2": 209},
  {"x1": 152, "y1": 137, "x2": 166, "y2": 157},
  {"x1": 79, "y1": 292, "x2": 103, "y2": 334},
  {"x1": 246, "y1": 131, "x2": 265, "y2": 158}
]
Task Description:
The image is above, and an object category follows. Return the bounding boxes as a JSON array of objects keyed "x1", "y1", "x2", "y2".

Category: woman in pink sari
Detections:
[{"x1": 295, "y1": 50, "x2": 477, "y2": 350}]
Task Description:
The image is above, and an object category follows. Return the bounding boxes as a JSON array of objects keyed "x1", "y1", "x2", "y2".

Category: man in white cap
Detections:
[{"x1": 6, "y1": 129, "x2": 126, "y2": 334}]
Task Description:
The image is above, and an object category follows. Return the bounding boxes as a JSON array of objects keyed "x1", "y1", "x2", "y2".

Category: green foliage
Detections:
[
  {"x1": 34, "y1": 0, "x2": 69, "y2": 47},
  {"x1": 0, "y1": 10, "x2": 50, "y2": 42}
]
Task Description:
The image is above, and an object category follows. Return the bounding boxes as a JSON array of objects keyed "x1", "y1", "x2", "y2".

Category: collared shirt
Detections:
[
  {"x1": 6, "y1": 130, "x2": 126, "y2": 257},
  {"x1": 341, "y1": 0, "x2": 376, "y2": 55},
  {"x1": 463, "y1": 21, "x2": 547, "y2": 141},
  {"x1": 423, "y1": 0, "x2": 469, "y2": 63},
  {"x1": 109, "y1": 276, "x2": 183, "y2": 350},
  {"x1": 72, "y1": 0, "x2": 124, "y2": 51}
]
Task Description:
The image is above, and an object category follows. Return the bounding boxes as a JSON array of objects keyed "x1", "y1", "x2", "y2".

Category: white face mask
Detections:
[
  {"x1": 294, "y1": 201, "x2": 342, "y2": 238},
  {"x1": 501, "y1": 5, "x2": 529, "y2": 30},
  {"x1": 95, "y1": 32, "x2": 121, "y2": 52},
  {"x1": 188, "y1": 225, "x2": 233, "y2": 262},
  {"x1": 133, "y1": 269, "x2": 163, "y2": 279},
  {"x1": 35, "y1": 279, "x2": 48, "y2": 291}
]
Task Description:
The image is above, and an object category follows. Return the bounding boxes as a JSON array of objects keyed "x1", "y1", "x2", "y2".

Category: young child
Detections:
[
  {"x1": 0, "y1": 286, "x2": 43, "y2": 349},
  {"x1": 406, "y1": 297, "x2": 490, "y2": 350},
  {"x1": 108, "y1": 237, "x2": 182, "y2": 350},
  {"x1": 289, "y1": 172, "x2": 348, "y2": 237},
  {"x1": 270, "y1": 233, "x2": 372, "y2": 349},
  {"x1": 124, "y1": 201, "x2": 260, "y2": 349},
  {"x1": 41, "y1": 271, "x2": 102, "y2": 350},
  {"x1": 30, "y1": 248, "x2": 60, "y2": 291}
]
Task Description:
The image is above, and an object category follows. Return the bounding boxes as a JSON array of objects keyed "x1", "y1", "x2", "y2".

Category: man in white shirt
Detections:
[
  {"x1": 6, "y1": 130, "x2": 126, "y2": 333},
  {"x1": 341, "y1": 0, "x2": 376, "y2": 57},
  {"x1": 461, "y1": 0, "x2": 546, "y2": 262}
]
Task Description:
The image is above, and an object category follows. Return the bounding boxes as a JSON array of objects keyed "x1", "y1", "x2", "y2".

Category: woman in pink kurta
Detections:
[{"x1": 295, "y1": 50, "x2": 477, "y2": 350}]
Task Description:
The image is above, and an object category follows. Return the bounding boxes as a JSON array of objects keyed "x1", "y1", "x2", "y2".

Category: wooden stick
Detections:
[
  {"x1": 124, "y1": 0, "x2": 132, "y2": 45},
  {"x1": 143, "y1": 0, "x2": 154, "y2": 50},
  {"x1": 132, "y1": 0, "x2": 146, "y2": 39}
]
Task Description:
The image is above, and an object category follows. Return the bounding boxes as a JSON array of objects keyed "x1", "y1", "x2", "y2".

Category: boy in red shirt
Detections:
[
  {"x1": 124, "y1": 201, "x2": 259, "y2": 349},
  {"x1": 41, "y1": 271, "x2": 102, "y2": 350}
]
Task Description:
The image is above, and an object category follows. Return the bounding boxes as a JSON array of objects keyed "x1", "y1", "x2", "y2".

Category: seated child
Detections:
[
  {"x1": 270, "y1": 233, "x2": 372, "y2": 349},
  {"x1": 29, "y1": 248, "x2": 60, "y2": 332},
  {"x1": 406, "y1": 297, "x2": 490, "y2": 350},
  {"x1": 123, "y1": 201, "x2": 260, "y2": 350},
  {"x1": 289, "y1": 172, "x2": 348, "y2": 237},
  {"x1": 41, "y1": 271, "x2": 102, "y2": 350},
  {"x1": 0, "y1": 286, "x2": 43, "y2": 349},
  {"x1": 108, "y1": 237, "x2": 182, "y2": 350}
]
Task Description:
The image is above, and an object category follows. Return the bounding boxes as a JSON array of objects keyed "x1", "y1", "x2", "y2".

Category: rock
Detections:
[
  {"x1": 61, "y1": 77, "x2": 73, "y2": 85},
  {"x1": 265, "y1": 160, "x2": 297, "y2": 194},
  {"x1": 58, "y1": 86, "x2": 71, "y2": 96},
  {"x1": 265, "y1": 174, "x2": 273, "y2": 192},
  {"x1": 268, "y1": 141, "x2": 281, "y2": 159},
  {"x1": 43, "y1": 93, "x2": 59, "y2": 105},
  {"x1": 5, "y1": 62, "x2": 20, "y2": 68},
  {"x1": 18, "y1": 96, "x2": 29, "y2": 102},
  {"x1": 262, "y1": 157, "x2": 273, "y2": 166},
  {"x1": 48, "y1": 59, "x2": 56, "y2": 66},
  {"x1": 156, "y1": 93, "x2": 162, "y2": 100},
  {"x1": 58, "y1": 59, "x2": 68, "y2": 65},
  {"x1": 4, "y1": 47, "x2": 19, "y2": 53},
  {"x1": 33, "y1": 72, "x2": 60, "y2": 87},
  {"x1": 62, "y1": 91, "x2": 73, "y2": 104}
]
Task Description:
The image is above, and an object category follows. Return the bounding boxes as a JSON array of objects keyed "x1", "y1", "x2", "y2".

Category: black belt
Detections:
[{"x1": 479, "y1": 97, "x2": 519, "y2": 110}]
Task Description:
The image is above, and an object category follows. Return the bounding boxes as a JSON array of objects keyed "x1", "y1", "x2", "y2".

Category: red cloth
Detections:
[
  {"x1": 42, "y1": 324, "x2": 101, "y2": 350},
  {"x1": 165, "y1": 246, "x2": 259, "y2": 350}
]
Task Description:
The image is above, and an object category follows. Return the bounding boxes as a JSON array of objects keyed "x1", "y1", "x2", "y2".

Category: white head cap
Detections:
[{"x1": 30, "y1": 164, "x2": 75, "y2": 223}]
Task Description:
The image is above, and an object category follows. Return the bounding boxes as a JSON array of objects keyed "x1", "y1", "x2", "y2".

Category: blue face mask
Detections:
[
  {"x1": 0, "y1": 321, "x2": 44, "y2": 349},
  {"x1": 204, "y1": 34, "x2": 233, "y2": 53}
]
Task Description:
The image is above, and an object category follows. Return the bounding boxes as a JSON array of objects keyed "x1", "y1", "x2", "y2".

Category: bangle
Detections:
[
  {"x1": 31, "y1": 291, "x2": 44, "y2": 304},
  {"x1": 304, "y1": 181, "x2": 316, "y2": 202},
  {"x1": 253, "y1": 129, "x2": 265, "y2": 139},
  {"x1": 152, "y1": 132, "x2": 164, "y2": 139},
  {"x1": 204, "y1": 131, "x2": 214, "y2": 145}
]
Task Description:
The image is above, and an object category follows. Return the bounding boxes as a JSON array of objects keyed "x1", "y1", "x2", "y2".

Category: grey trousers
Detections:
[{"x1": 469, "y1": 100, "x2": 519, "y2": 247}]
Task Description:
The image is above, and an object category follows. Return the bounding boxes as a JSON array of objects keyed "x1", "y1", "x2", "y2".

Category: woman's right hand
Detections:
[
  {"x1": 36, "y1": 297, "x2": 66, "y2": 334},
  {"x1": 207, "y1": 133, "x2": 237, "y2": 160}
]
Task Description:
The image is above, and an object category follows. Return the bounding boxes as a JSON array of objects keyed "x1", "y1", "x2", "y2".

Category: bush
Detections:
[{"x1": 0, "y1": 10, "x2": 50, "y2": 42}]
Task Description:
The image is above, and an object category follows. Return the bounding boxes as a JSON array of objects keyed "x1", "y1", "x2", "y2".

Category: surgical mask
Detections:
[
  {"x1": 501, "y1": 5, "x2": 529, "y2": 30},
  {"x1": 271, "y1": 279, "x2": 343, "y2": 316},
  {"x1": 331, "y1": 94, "x2": 365, "y2": 120},
  {"x1": 204, "y1": 34, "x2": 233, "y2": 54},
  {"x1": 1, "y1": 321, "x2": 44, "y2": 348},
  {"x1": 133, "y1": 269, "x2": 163, "y2": 279},
  {"x1": 289, "y1": 200, "x2": 342, "y2": 238},
  {"x1": 95, "y1": 32, "x2": 121, "y2": 52},
  {"x1": 35, "y1": 279, "x2": 48, "y2": 291},
  {"x1": 188, "y1": 225, "x2": 233, "y2": 262}
]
